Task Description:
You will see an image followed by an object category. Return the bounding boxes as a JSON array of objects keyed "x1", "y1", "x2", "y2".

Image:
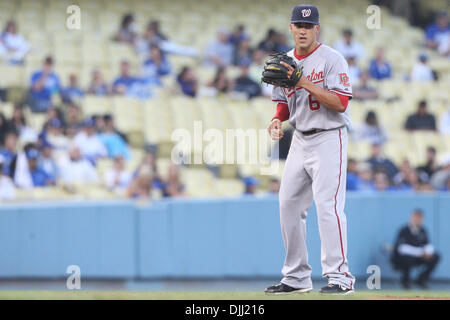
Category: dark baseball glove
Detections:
[{"x1": 261, "y1": 53, "x2": 303, "y2": 88}]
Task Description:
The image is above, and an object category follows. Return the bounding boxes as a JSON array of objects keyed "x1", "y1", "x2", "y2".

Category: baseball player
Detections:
[{"x1": 262, "y1": 4, "x2": 355, "y2": 295}]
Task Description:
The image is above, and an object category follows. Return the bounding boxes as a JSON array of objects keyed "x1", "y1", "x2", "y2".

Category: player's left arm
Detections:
[{"x1": 297, "y1": 78, "x2": 348, "y2": 113}]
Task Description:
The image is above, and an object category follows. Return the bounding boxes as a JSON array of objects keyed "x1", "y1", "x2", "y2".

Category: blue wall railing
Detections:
[{"x1": 0, "y1": 193, "x2": 449, "y2": 280}]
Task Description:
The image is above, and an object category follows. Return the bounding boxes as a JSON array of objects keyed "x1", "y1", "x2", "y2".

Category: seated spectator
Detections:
[
  {"x1": 353, "y1": 70, "x2": 379, "y2": 101},
  {"x1": 268, "y1": 177, "x2": 280, "y2": 194},
  {"x1": 346, "y1": 56, "x2": 360, "y2": 84},
  {"x1": 99, "y1": 115, "x2": 130, "y2": 159},
  {"x1": 249, "y1": 50, "x2": 272, "y2": 97},
  {"x1": 104, "y1": 154, "x2": 132, "y2": 192},
  {"x1": 346, "y1": 158, "x2": 360, "y2": 191},
  {"x1": 177, "y1": 66, "x2": 198, "y2": 97},
  {"x1": 439, "y1": 108, "x2": 450, "y2": 135},
  {"x1": 275, "y1": 32, "x2": 290, "y2": 53},
  {"x1": 367, "y1": 143, "x2": 399, "y2": 180},
  {"x1": 147, "y1": 20, "x2": 168, "y2": 41},
  {"x1": 87, "y1": 69, "x2": 111, "y2": 96},
  {"x1": 204, "y1": 28, "x2": 234, "y2": 67},
  {"x1": 405, "y1": 100, "x2": 436, "y2": 131},
  {"x1": 141, "y1": 45, "x2": 171, "y2": 86},
  {"x1": 73, "y1": 117, "x2": 108, "y2": 164},
  {"x1": 416, "y1": 146, "x2": 440, "y2": 182},
  {"x1": 369, "y1": 47, "x2": 392, "y2": 80},
  {"x1": 394, "y1": 159, "x2": 418, "y2": 189},
  {"x1": 25, "y1": 146, "x2": 54, "y2": 187},
  {"x1": 333, "y1": 28, "x2": 364, "y2": 61},
  {"x1": 430, "y1": 155, "x2": 450, "y2": 190},
  {"x1": 161, "y1": 163, "x2": 186, "y2": 198},
  {"x1": 113, "y1": 13, "x2": 138, "y2": 46},
  {"x1": 258, "y1": 29, "x2": 279, "y2": 54},
  {"x1": 233, "y1": 65, "x2": 261, "y2": 99},
  {"x1": 243, "y1": 176, "x2": 258, "y2": 195},
  {"x1": 103, "y1": 114, "x2": 128, "y2": 143},
  {"x1": 229, "y1": 24, "x2": 248, "y2": 48},
  {"x1": 38, "y1": 141, "x2": 59, "y2": 182},
  {"x1": 353, "y1": 110, "x2": 387, "y2": 145},
  {"x1": 59, "y1": 145, "x2": 99, "y2": 185},
  {"x1": 233, "y1": 38, "x2": 253, "y2": 67},
  {"x1": 113, "y1": 60, "x2": 141, "y2": 96},
  {"x1": 133, "y1": 149, "x2": 163, "y2": 189},
  {"x1": 411, "y1": 54, "x2": 434, "y2": 82},
  {"x1": 391, "y1": 209, "x2": 440, "y2": 289},
  {"x1": 64, "y1": 103, "x2": 82, "y2": 128},
  {"x1": 61, "y1": 74, "x2": 84, "y2": 104},
  {"x1": 439, "y1": 176, "x2": 450, "y2": 191},
  {"x1": 355, "y1": 162, "x2": 376, "y2": 192},
  {"x1": 29, "y1": 56, "x2": 61, "y2": 113},
  {"x1": 425, "y1": 11, "x2": 449, "y2": 54},
  {"x1": 43, "y1": 118, "x2": 71, "y2": 154},
  {"x1": 0, "y1": 112, "x2": 11, "y2": 146},
  {"x1": 8, "y1": 104, "x2": 37, "y2": 144},
  {"x1": 126, "y1": 165, "x2": 153, "y2": 199},
  {"x1": 0, "y1": 130, "x2": 18, "y2": 176},
  {"x1": 373, "y1": 171, "x2": 395, "y2": 192},
  {"x1": 0, "y1": 154, "x2": 15, "y2": 200},
  {"x1": 207, "y1": 67, "x2": 232, "y2": 96},
  {"x1": 0, "y1": 20, "x2": 30, "y2": 65}
]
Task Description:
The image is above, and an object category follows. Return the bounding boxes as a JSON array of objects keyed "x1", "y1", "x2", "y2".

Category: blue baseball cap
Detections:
[
  {"x1": 83, "y1": 117, "x2": 96, "y2": 127},
  {"x1": 49, "y1": 118, "x2": 62, "y2": 128},
  {"x1": 244, "y1": 177, "x2": 259, "y2": 187},
  {"x1": 291, "y1": 4, "x2": 320, "y2": 25},
  {"x1": 26, "y1": 148, "x2": 39, "y2": 159}
]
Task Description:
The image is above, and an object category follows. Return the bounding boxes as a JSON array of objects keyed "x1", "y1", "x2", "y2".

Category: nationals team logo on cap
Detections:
[{"x1": 302, "y1": 9, "x2": 311, "y2": 17}]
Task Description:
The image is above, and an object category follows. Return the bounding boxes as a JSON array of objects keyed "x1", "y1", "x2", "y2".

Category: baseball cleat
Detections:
[
  {"x1": 264, "y1": 283, "x2": 313, "y2": 295},
  {"x1": 319, "y1": 284, "x2": 355, "y2": 295}
]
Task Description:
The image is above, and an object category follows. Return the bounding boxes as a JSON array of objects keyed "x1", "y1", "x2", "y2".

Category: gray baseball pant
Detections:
[{"x1": 278, "y1": 126, "x2": 355, "y2": 289}]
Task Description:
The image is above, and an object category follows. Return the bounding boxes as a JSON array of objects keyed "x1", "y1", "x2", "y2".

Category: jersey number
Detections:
[{"x1": 308, "y1": 94, "x2": 320, "y2": 110}]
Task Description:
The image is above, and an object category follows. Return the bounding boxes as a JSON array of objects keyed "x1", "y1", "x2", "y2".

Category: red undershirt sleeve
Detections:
[
  {"x1": 332, "y1": 92, "x2": 350, "y2": 110},
  {"x1": 272, "y1": 103, "x2": 290, "y2": 122}
]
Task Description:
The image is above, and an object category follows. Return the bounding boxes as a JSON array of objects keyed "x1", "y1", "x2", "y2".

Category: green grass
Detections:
[{"x1": 1, "y1": 290, "x2": 450, "y2": 300}]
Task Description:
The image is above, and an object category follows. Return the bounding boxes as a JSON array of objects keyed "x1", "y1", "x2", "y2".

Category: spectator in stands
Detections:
[
  {"x1": 404, "y1": 100, "x2": 437, "y2": 131},
  {"x1": 104, "y1": 154, "x2": 132, "y2": 192},
  {"x1": 416, "y1": 147, "x2": 440, "y2": 182},
  {"x1": 126, "y1": 165, "x2": 153, "y2": 199},
  {"x1": 141, "y1": 45, "x2": 171, "y2": 86},
  {"x1": 353, "y1": 110, "x2": 387, "y2": 145},
  {"x1": 204, "y1": 28, "x2": 234, "y2": 67},
  {"x1": 73, "y1": 117, "x2": 108, "y2": 165},
  {"x1": 430, "y1": 155, "x2": 450, "y2": 191},
  {"x1": 87, "y1": 70, "x2": 111, "y2": 96},
  {"x1": 440, "y1": 176, "x2": 450, "y2": 192},
  {"x1": 103, "y1": 114, "x2": 128, "y2": 143},
  {"x1": 410, "y1": 54, "x2": 434, "y2": 82},
  {"x1": 25, "y1": 146, "x2": 54, "y2": 187},
  {"x1": 346, "y1": 56, "x2": 361, "y2": 84},
  {"x1": 0, "y1": 154, "x2": 15, "y2": 200},
  {"x1": 369, "y1": 47, "x2": 392, "y2": 80},
  {"x1": 334, "y1": 28, "x2": 364, "y2": 61},
  {"x1": 439, "y1": 108, "x2": 450, "y2": 135},
  {"x1": 8, "y1": 104, "x2": 38, "y2": 144},
  {"x1": 0, "y1": 112, "x2": 11, "y2": 146},
  {"x1": 249, "y1": 49, "x2": 272, "y2": 97},
  {"x1": 268, "y1": 177, "x2": 280, "y2": 195},
  {"x1": 99, "y1": 115, "x2": 130, "y2": 160},
  {"x1": 162, "y1": 163, "x2": 186, "y2": 198},
  {"x1": 229, "y1": 25, "x2": 248, "y2": 48},
  {"x1": 391, "y1": 209, "x2": 440, "y2": 289},
  {"x1": 29, "y1": 56, "x2": 61, "y2": 113},
  {"x1": 207, "y1": 67, "x2": 232, "y2": 96},
  {"x1": 0, "y1": 20, "x2": 30, "y2": 64},
  {"x1": 233, "y1": 38, "x2": 253, "y2": 67},
  {"x1": 176, "y1": 66, "x2": 198, "y2": 97},
  {"x1": 353, "y1": 70, "x2": 379, "y2": 101},
  {"x1": 233, "y1": 65, "x2": 261, "y2": 99},
  {"x1": 113, "y1": 13, "x2": 138, "y2": 46},
  {"x1": 113, "y1": 60, "x2": 141, "y2": 96},
  {"x1": 61, "y1": 74, "x2": 84, "y2": 104},
  {"x1": 275, "y1": 32, "x2": 290, "y2": 53},
  {"x1": 243, "y1": 176, "x2": 258, "y2": 195},
  {"x1": 59, "y1": 145, "x2": 99, "y2": 185},
  {"x1": 43, "y1": 118, "x2": 71, "y2": 154},
  {"x1": 346, "y1": 158, "x2": 361, "y2": 191},
  {"x1": 394, "y1": 159, "x2": 419, "y2": 190},
  {"x1": 258, "y1": 29, "x2": 279, "y2": 54},
  {"x1": 64, "y1": 103, "x2": 82, "y2": 128},
  {"x1": 38, "y1": 141, "x2": 58, "y2": 182},
  {"x1": 147, "y1": 20, "x2": 168, "y2": 41},
  {"x1": 0, "y1": 131, "x2": 18, "y2": 176},
  {"x1": 133, "y1": 149, "x2": 163, "y2": 189},
  {"x1": 373, "y1": 171, "x2": 395, "y2": 192},
  {"x1": 425, "y1": 11, "x2": 449, "y2": 54},
  {"x1": 367, "y1": 143, "x2": 399, "y2": 180}
]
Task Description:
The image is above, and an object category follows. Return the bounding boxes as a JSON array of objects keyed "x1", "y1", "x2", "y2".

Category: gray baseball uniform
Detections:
[{"x1": 272, "y1": 43, "x2": 355, "y2": 289}]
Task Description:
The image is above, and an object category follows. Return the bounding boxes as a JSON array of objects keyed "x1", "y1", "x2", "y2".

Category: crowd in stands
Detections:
[{"x1": 0, "y1": 7, "x2": 449, "y2": 200}]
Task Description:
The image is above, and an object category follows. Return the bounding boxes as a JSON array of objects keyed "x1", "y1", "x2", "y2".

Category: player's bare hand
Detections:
[
  {"x1": 268, "y1": 119, "x2": 284, "y2": 140},
  {"x1": 280, "y1": 61, "x2": 294, "y2": 78}
]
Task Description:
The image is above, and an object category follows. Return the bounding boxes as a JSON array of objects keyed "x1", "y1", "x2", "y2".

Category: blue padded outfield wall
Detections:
[{"x1": 0, "y1": 194, "x2": 449, "y2": 280}]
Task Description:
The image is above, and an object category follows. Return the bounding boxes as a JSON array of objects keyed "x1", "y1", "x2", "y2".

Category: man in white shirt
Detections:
[
  {"x1": 333, "y1": 28, "x2": 364, "y2": 61},
  {"x1": 391, "y1": 209, "x2": 440, "y2": 289},
  {"x1": 73, "y1": 117, "x2": 107, "y2": 164},
  {"x1": 204, "y1": 28, "x2": 234, "y2": 68},
  {"x1": 0, "y1": 20, "x2": 30, "y2": 64},
  {"x1": 59, "y1": 145, "x2": 99, "y2": 185},
  {"x1": 411, "y1": 54, "x2": 434, "y2": 82}
]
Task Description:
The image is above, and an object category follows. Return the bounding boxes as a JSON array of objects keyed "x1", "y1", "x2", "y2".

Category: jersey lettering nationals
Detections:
[{"x1": 272, "y1": 43, "x2": 353, "y2": 132}]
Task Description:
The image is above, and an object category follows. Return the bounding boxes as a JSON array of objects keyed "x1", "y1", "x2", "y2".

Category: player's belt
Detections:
[{"x1": 301, "y1": 128, "x2": 326, "y2": 136}]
